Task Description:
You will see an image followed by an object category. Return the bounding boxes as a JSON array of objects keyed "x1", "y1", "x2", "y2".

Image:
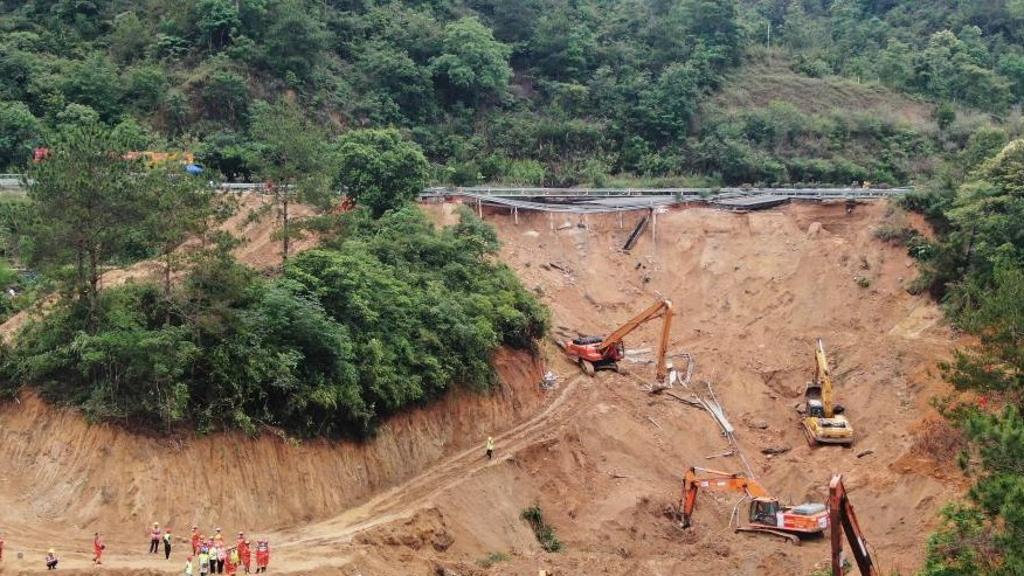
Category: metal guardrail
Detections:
[
  {"x1": 422, "y1": 186, "x2": 911, "y2": 214},
  {"x1": 423, "y1": 186, "x2": 910, "y2": 198},
  {"x1": 0, "y1": 175, "x2": 911, "y2": 205}
]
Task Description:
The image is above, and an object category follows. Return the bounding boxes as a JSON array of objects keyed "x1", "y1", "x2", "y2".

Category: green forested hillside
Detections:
[{"x1": 2, "y1": 0, "x2": 1021, "y2": 185}]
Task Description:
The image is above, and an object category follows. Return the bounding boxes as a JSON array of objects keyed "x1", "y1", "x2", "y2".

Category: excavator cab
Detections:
[
  {"x1": 805, "y1": 384, "x2": 825, "y2": 418},
  {"x1": 749, "y1": 498, "x2": 780, "y2": 526}
]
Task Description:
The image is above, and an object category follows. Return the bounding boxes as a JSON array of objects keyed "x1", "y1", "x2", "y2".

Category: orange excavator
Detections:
[
  {"x1": 677, "y1": 467, "x2": 829, "y2": 544},
  {"x1": 331, "y1": 196, "x2": 356, "y2": 214},
  {"x1": 561, "y1": 298, "x2": 673, "y2": 382},
  {"x1": 829, "y1": 474, "x2": 879, "y2": 575}
]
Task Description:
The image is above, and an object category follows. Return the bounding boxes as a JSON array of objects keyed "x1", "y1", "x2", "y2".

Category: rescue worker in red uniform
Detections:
[
  {"x1": 254, "y1": 540, "x2": 269, "y2": 573},
  {"x1": 238, "y1": 539, "x2": 251, "y2": 574},
  {"x1": 192, "y1": 527, "x2": 201, "y2": 555},
  {"x1": 93, "y1": 532, "x2": 105, "y2": 564}
]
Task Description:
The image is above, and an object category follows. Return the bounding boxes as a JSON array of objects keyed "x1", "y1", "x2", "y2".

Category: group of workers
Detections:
[
  {"x1": 0, "y1": 524, "x2": 271, "y2": 573},
  {"x1": 0, "y1": 434, "x2": 503, "y2": 571},
  {"x1": 0, "y1": 435, "x2": 505, "y2": 572},
  {"x1": 184, "y1": 526, "x2": 271, "y2": 575}
]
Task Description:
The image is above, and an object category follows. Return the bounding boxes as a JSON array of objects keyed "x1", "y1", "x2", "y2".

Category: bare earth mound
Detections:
[{"x1": 0, "y1": 200, "x2": 961, "y2": 575}]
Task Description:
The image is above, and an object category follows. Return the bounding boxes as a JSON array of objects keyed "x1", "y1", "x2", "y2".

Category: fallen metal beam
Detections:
[{"x1": 622, "y1": 215, "x2": 649, "y2": 251}]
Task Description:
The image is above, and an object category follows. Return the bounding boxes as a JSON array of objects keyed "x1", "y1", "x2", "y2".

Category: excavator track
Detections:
[
  {"x1": 580, "y1": 359, "x2": 596, "y2": 376},
  {"x1": 735, "y1": 526, "x2": 801, "y2": 545}
]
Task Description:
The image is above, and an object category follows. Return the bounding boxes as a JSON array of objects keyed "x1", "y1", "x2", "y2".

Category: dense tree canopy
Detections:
[
  {"x1": 335, "y1": 128, "x2": 430, "y2": 217},
  {"x1": 2, "y1": 0, "x2": 1018, "y2": 185},
  {"x1": 0, "y1": 206, "x2": 547, "y2": 436},
  {"x1": 905, "y1": 138, "x2": 1024, "y2": 574}
]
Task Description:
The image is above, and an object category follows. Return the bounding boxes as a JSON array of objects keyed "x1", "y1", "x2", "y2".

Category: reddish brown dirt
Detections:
[
  {"x1": 0, "y1": 200, "x2": 963, "y2": 576},
  {"x1": 0, "y1": 348, "x2": 546, "y2": 573}
]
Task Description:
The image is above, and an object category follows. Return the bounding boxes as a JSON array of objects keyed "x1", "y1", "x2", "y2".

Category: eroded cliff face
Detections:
[{"x1": 0, "y1": 347, "x2": 545, "y2": 540}]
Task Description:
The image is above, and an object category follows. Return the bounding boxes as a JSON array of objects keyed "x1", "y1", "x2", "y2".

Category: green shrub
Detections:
[
  {"x1": 477, "y1": 552, "x2": 509, "y2": 568},
  {"x1": 873, "y1": 225, "x2": 917, "y2": 244},
  {"x1": 521, "y1": 505, "x2": 562, "y2": 552}
]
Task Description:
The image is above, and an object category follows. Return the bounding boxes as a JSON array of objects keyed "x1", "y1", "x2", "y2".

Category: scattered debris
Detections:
[
  {"x1": 705, "y1": 450, "x2": 735, "y2": 460},
  {"x1": 663, "y1": 379, "x2": 755, "y2": 478},
  {"x1": 541, "y1": 371, "x2": 558, "y2": 390},
  {"x1": 664, "y1": 390, "x2": 702, "y2": 408},
  {"x1": 647, "y1": 416, "x2": 662, "y2": 430},
  {"x1": 760, "y1": 445, "x2": 791, "y2": 456},
  {"x1": 856, "y1": 449, "x2": 875, "y2": 458},
  {"x1": 608, "y1": 472, "x2": 631, "y2": 479},
  {"x1": 748, "y1": 418, "x2": 769, "y2": 430}
]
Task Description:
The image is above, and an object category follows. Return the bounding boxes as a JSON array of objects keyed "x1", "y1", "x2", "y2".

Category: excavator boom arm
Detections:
[
  {"x1": 598, "y1": 299, "x2": 671, "y2": 352},
  {"x1": 816, "y1": 338, "x2": 835, "y2": 418},
  {"x1": 829, "y1": 474, "x2": 879, "y2": 576},
  {"x1": 680, "y1": 467, "x2": 770, "y2": 526},
  {"x1": 597, "y1": 299, "x2": 674, "y2": 382},
  {"x1": 655, "y1": 303, "x2": 674, "y2": 382}
]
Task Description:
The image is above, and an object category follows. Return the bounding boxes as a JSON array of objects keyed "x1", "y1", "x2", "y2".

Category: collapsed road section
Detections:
[{"x1": 421, "y1": 186, "x2": 910, "y2": 215}]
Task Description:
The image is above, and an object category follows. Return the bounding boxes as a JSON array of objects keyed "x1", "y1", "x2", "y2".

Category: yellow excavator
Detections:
[{"x1": 802, "y1": 338, "x2": 854, "y2": 445}]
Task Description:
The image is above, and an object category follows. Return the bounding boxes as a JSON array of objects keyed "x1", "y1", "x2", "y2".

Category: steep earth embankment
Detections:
[{"x1": 0, "y1": 348, "x2": 545, "y2": 564}]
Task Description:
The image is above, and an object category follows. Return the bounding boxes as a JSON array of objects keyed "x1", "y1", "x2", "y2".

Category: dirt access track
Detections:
[{"x1": 0, "y1": 199, "x2": 962, "y2": 575}]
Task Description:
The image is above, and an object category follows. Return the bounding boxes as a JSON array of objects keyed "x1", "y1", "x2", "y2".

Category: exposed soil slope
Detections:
[
  {"x1": 0, "y1": 348, "x2": 545, "y2": 571},
  {"x1": 0, "y1": 200, "x2": 961, "y2": 576},
  {"x1": 441, "y1": 200, "x2": 961, "y2": 575}
]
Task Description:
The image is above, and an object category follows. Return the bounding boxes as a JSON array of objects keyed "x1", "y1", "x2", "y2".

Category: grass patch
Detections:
[
  {"x1": 521, "y1": 505, "x2": 562, "y2": 552},
  {"x1": 477, "y1": 551, "x2": 509, "y2": 568},
  {"x1": 874, "y1": 224, "x2": 919, "y2": 244}
]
